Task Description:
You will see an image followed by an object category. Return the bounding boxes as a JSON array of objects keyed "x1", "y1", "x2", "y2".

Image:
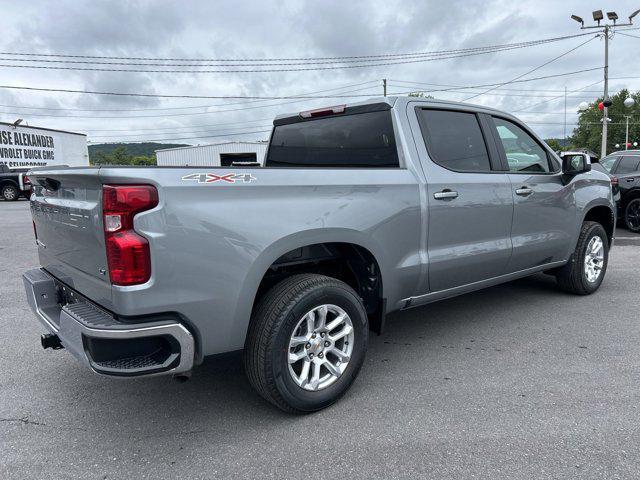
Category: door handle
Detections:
[
  {"x1": 515, "y1": 187, "x2": 533, "y2": 196},
  {"x1": 625, "y1": 178, "x2": 635, "y2": 182},
  {"x1": 433, "y1": 189, "x2": 458, "y2": 200}
]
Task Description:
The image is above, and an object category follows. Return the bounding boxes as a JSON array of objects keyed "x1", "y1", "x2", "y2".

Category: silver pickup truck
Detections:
[{"x1": 23, "y1": 97, "x2": 615, "y2": 413}]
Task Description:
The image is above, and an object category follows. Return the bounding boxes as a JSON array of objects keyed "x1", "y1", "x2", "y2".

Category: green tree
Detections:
[
  {"x1": 545, "y1": 139, "x2": 563, "y2": 152},
  {"x1": 130, "y1": 155, "x2": 157, "y2": 166},
  {"x1": 570, "y1": 89, "x2": 640, "y2": 155},
  {"x1": 110, "y1": 146, "x2": 132, "y2": 165}
]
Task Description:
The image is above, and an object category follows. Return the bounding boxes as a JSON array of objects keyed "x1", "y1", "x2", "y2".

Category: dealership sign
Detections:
[{"x1": 0, "y1": 127, "x2": 57, "y2": 168}]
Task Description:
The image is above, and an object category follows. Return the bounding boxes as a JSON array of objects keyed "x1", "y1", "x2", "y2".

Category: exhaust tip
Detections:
[
  {"x1": 41, "y1": 333, "x2": 63, "y2": 350},
  {"x1": 173, "y1": 372, "x2": 191, "y2": 383}
]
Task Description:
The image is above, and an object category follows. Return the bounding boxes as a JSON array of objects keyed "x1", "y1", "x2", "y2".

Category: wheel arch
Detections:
[
  {"x1": 581, "y1": 202, "x2": 615, "y2": 245},
  {"x1": 234, "y1": 229, "x2": 388, "y2": 347},
  {"x1": 621, "y1": 187, "x2": 640, "y2": 209},
  {"x1": 0, "y1": 178, "x2": 19, "y2": 189}
]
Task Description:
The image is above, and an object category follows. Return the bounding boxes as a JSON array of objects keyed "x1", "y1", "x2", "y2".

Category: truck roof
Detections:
[{"x1": 274, "y1": 96, "x2": 517, "y2": 123}]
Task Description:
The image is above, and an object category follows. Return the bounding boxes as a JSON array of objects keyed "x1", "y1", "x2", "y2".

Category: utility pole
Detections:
[
  {"x1": 383, "y1": 78, "x2": 387, "y2": 97},
  {"x1": 564, "y1": 86, "x2": 567, "y2": 145},
  {"x1": 602, "y1": 24, "x2": 609, "y2": 158},
  {"x1": 571, "y1": 9, "x2": 640, "y2": 157}
]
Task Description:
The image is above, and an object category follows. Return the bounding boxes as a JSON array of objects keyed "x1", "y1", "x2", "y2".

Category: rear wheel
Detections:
[
  {"x1": 244, "y1": 274, "x2": 368, "y2": 413},
  {"x1": 624, "y1": 198, "x2": 640, "y2": 233},
  {"x1": 1, "y1": 184, "x2": 19, "y2": 201},
  {"x1": 555, "y1": 221, "x2": 609, "y2": 295}
]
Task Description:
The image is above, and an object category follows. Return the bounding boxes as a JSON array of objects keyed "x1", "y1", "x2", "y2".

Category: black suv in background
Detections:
[
  {"x1": 0, "y1": 164, "x2": 31, "y2": 201},
  {"x1": 599, "y1": 150, "x2": 640, "y2": 232}
]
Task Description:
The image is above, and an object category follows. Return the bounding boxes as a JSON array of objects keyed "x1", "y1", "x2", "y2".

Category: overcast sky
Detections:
[{"x1": 1, "y1": 0, "x2": 639, "y2": 144}]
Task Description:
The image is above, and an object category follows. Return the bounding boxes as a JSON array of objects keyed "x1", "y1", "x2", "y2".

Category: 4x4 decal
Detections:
[{"x1": 181, "y1": 173, "x2": 257, "y2": 184}]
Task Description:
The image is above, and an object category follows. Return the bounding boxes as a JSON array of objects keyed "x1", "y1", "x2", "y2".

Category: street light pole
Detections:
[
  {"x1": 602, "y1": 25, "x2": 609, "y2": 158},
  {"x1": 570, "y1": 9, "x2": 639, "y2": 156},
  {"x1": 564, "y1": 86, "x2": 567, "y2": 144},
  {"x1": 625, "y1": 115, "x2": 631, "y2": 149},
  {"x1": 623, "y1": 97, "x2": 635, "y2": 150}
]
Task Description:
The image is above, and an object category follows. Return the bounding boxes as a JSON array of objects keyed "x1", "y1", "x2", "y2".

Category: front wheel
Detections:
[
  {"x1": 624, "y1": 198, "x2": 640, "y2": 233},
  {"x1": 1, "y1": 184, "x2": 19, "y2": 201},
  {"x1": 244, "y1": 274, "x2": 368, "y2": 413},
  {"x1": 555, "y1": 221, "x2": 609, "y2": 295}
]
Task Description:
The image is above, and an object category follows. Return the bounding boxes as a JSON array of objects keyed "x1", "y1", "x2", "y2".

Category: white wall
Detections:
[{"x1": 156, "y1": 142, "x2": 268, "y2": 166}]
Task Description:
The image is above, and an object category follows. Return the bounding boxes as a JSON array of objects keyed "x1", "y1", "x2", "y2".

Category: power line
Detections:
[
  {"x1": 88, "y1": 124, "x2": 273, "y2": 139},
  {"x1": 0, "y1": 37, "x2": 601, "y2": 74},
  {"x1": 80, "y1": 118, "x2": 274, "y2": 133},
  {"x1": 379, "y1": 69, "x2": 603, "y2": 97},
  {"x1": 0, "y1": 39, "x2": 583, "y2": 68},
  {"x1": 0, "y1": 32, "x2": 594, "y2": 63},
  {"x1": 512, "y1": 79, "x2": 603, "y2": 112},
  {"x1": 386, "y1": 86, "x2": 605, "y2": 99},
  {"x1": 88, "y1": 129, "x2": 272, "y2": 144},
  {"x1": 0, "y1": 67, "x2": 602, "y2": 101},
  {"x1": 88, "y1": 123, "x2": 273, "y2": 139},
  {"x1": 0, "y1": 85, "x2": 382, "y2": 119},
  {"x1": 616, "y1": 31, "x2": 640, "y2": 40},
  {"x1": 388, "y1": 80, "x2": 605, "y2": 94},
  {"x1": 462, "y1": 36, "x2": 598, "y2": 101},
  {"x1": 0, "y1": 44, "x2": 570, "y2": 67},
  {"x1": 0, "y1": 80, "x2": 380, "y2": 112},
  {"x1": 0, "y1": 50, "x2": 542, "y2": 73}
]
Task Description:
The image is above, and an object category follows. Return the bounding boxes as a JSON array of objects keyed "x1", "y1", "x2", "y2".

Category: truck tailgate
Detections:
[{"x1": 30, "y1": 168, "x2": 112, "y2": 304}]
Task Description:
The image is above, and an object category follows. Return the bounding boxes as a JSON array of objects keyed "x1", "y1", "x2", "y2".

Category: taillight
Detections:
[
  {"x1": 610, "y1": 175, "x2": 618, "y2": 186},
  {"x1": 102, "y1": 185, "x2": 158, "y2": 286},
  {"x1": 23, "y1": 175, "x2": 31, "y2": 186}
]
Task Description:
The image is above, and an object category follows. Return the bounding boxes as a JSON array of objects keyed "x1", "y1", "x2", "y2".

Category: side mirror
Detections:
[{"x1": 562, "y1": 153, "x2": 591, "y2": 175}]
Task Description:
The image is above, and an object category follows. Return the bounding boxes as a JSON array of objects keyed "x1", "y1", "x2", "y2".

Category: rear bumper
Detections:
[{"x1": 23, "y1": 268, "x2": 195, "y2": 377}]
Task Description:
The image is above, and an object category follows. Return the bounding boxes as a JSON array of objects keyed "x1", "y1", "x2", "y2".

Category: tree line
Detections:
[
  {"x1": 91, "y1": 145, "x2": 156, "y2": 166},
  {"x1": 549, "y1": 88, "x2": 639, "y2": 155}
]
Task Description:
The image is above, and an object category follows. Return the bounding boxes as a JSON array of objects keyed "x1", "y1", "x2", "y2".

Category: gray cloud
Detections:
[{"x1": 0, "y1": 0, "x2": 638, "y2": 141}]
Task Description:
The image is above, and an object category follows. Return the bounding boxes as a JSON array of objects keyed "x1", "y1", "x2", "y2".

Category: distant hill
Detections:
[{"x1": 88, "y1": 143, "x2": 190, "y2": 162}]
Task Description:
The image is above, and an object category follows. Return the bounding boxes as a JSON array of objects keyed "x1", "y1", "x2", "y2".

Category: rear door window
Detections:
[
  {"x1": 614, "y1": 156, "x2": 640, "y2": 174},
  {"x1": 417, "y1": 109, "x2": 492, "y2": 172},
  {"x1": 265, "y1": 111, "x2": 399, "y2": 168}
]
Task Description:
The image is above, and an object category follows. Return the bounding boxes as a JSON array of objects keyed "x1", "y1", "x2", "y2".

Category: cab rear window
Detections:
[{"x1": 265, "y1": 111, "x2": 399, "y2": 168}]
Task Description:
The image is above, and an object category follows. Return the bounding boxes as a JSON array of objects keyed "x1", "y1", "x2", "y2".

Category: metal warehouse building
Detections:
[{"x1": 156, "y1": 141, "x2": 268, "y2": 166}]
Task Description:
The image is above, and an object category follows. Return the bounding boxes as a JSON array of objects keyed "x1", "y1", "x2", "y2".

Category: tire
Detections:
[
  {"x1": 624, "y1": 198, "x2": 640, "y2": 233},
  {"x1": 1, "y1": 184, "x2": 19, "y2": 201},
  {"x1": 244, "y1": 274, "x2": 369, "y2": 413},
  {"x1": 555, "y1": 221, "x2": 609, "y2": 295}
]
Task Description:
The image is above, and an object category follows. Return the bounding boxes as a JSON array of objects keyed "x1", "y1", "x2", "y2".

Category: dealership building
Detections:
[{"x1": 156, "y1": 141, "x2": 268, "y2": 167}]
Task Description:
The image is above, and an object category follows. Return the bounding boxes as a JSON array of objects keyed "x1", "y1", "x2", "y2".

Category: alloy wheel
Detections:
[
  {"x1": 626, "y1": 199, "x2": 640, "y2": 231},
  {"x1": 287, "y1": 304, "x2": 354, "y2": 391},
  {"x1": 584, "y1": 235, "x2": 604, "y2": 283}
]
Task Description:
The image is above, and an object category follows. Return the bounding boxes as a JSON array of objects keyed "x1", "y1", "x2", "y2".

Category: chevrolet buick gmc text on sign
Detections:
[{"x1": 0, "y1": 123, "x2": 88, "y2": 169}]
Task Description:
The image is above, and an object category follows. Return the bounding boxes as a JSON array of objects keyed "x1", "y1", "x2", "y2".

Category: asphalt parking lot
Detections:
[{"x1": 1, "y1": 199, "x2": 639, "y2": 479}]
